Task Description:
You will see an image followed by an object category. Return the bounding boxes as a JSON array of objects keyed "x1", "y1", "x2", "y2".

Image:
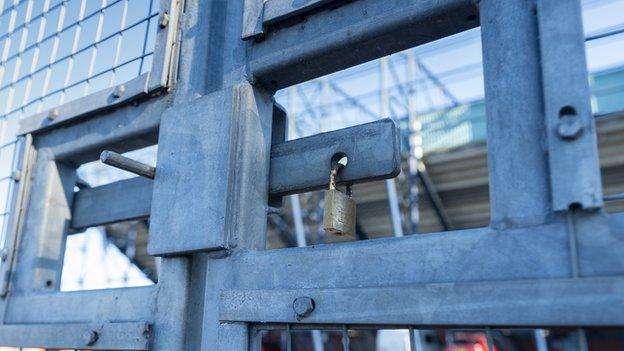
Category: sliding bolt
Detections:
[
  {"x1": 100, "y1": 150, "x2": 156, "y2": 179},
  {"x1": 293, "y1": 296, "x2": 315, "y2": 320},
  {"x1": 84, "y1": 330, "x2": 99, "y2": 346}
]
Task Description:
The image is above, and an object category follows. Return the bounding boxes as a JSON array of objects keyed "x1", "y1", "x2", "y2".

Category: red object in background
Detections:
[
  {"x1": 445, "y1": 332, "x2": 498, "y2": 351},
  {"x1": 261, "y1": 330, "x2": 282, "y2": 351}
]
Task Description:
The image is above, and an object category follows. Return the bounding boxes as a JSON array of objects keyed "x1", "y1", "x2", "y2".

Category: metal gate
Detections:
[{"x1": 1, "y1": 0, "x2": 623, "y2": 349}]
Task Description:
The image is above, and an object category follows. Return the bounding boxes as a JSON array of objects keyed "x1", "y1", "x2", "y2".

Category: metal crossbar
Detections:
[{"x1": 0, "y1": 0, "x2": 623, "y2": 350}]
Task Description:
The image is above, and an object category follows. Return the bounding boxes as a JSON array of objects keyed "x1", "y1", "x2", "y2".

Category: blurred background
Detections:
[{"x1": 0, "y1": 0, "x2": 624, "y2": 350}]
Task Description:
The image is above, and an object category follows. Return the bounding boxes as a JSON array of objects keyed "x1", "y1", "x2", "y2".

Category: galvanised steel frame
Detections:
[{"x1": 1, "y1": 0, "x2": 623, "y2": 349}]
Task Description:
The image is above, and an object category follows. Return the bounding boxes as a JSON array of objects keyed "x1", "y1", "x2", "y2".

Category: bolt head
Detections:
[
  {"x1": 293, "y1": 296, "x2": 315, "y2": 320},
  {"x1": 112, "y1": 85, "x2": 126, "y2": 99},
  {"x1": 84, "y1": 330, "x2": 99, "y2": 346},
  {"x1": 159, "y1": 12, "x2": 169, "y2": 28},
  {"x1": 557, "y1": 118, "x2": 584, "y2": 140},
  {"x1": 11, "y1": 170, "x2": 21, "y2": 182},
  {"x1": 47, "y1": 108, "x2": 59, "y2": 121}
]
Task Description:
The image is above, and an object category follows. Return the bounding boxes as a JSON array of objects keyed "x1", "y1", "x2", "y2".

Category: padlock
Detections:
[{"x1": 323, "y1": 157, "x2": 356, "y2": 237}]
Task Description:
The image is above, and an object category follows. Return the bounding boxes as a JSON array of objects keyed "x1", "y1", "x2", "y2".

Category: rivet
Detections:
[
  {"x1": 112, "y1": 85, "x2": 126, "y2": 99},
  {"x1": 11, "y1": 170, "x2": 21, "y2": 182},
  {"x1": 293, "y1": 296, "x2": 315, "y2": 320},
  {"x1": 46, "y1": 108, "x2": 59, "y2": 121},
  {"x1": 159, "y1": 12, "x2": 169, "y2": 29}
]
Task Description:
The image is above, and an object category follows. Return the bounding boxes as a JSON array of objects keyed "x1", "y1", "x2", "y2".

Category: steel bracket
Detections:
[{"x1": 537, "y1": 0, "x2": 603, "y2": 211}]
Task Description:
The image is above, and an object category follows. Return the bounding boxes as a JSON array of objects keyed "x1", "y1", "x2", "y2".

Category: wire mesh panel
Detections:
[
  {"x1": 0, "y1": 0, "x2": 158, "y2": 120},
  {"x1": 0, "y1": 0, "x2": 160, "y2": 292},
  {"x1": 0, "y1": 0, "x2": 160, "y2": 161}
]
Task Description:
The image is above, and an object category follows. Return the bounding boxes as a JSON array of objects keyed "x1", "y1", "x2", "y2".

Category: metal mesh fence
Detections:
[
  {"x1": 0, "y1": 0, "x2": 158, "y2": 119},
  {"x1": 0, "y1": 0, "x2": 159, "y2": 288}
]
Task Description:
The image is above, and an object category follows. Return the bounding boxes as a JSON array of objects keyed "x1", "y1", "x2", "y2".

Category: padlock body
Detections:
[{"x1": 323, "y1": 188, "x2": 356, "y2": 237}]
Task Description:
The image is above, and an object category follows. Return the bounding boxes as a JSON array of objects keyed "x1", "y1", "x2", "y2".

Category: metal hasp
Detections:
[
  {"x1": 148, "y1": 84, "x2": 274, "y2": 256},
  {"x1": 148, "y1": 89, "x2": 400, "y2": 255},
  {"x1": 270, "y1": 118, "x2": 401, "y2": 196},
  {"x1": 100, "y1": 151, "x2": 156, "y2": 179},
  {"x1": 67, "y1": 118, "x2": 400, "y2": 235}
]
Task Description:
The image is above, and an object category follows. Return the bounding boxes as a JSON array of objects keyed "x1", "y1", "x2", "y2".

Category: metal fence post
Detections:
[{"x1": 480, "y1": 0, "x2": 552, "y2": 229}]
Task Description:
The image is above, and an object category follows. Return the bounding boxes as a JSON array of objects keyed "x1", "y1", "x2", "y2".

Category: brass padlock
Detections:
[{"x1": 323, "y1": 156, "x2": 356, "y2": 237}]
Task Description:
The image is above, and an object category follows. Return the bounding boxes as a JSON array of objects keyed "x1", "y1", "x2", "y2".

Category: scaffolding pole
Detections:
[
  {"x1": 380, "y1": 57, "x2": 404, "y2": 237},
  {"x1": 287, "y1": 87, "x2": 324, "y2": 351}
]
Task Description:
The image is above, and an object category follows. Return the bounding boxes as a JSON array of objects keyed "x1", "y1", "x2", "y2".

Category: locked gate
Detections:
[{"x1": 1, "y1": 0, "x2": 623, "y2": 349}]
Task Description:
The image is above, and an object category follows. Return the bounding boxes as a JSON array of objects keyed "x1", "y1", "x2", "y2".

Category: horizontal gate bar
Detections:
[
  {"x1": 5, "y1": 286, "x2": 156, "y2": 324},
  {"x1": 70, "y1": 119, "x2": 400, "y2": 229},
  {"x1": 250, "y1": 0, "x2": 479, "y2": 89},
  {"x1": 223, "y1": 213, "x2": 624, "y2": 290},
  {"x1": 220, "y1": 214, "x2": 624, "y2": 326},
  {"x1": 227, "y1": 224, "x2": 572, "y2": 290},
  {"x1": 220, "y1": 277, "x2": 624, "y2": 326},
  {"x1": 71, "y1": 176, "x2": 153, "y2": 229},
  {"x1": 0, "y1": 322, "x2": 151, "y2": 350}
]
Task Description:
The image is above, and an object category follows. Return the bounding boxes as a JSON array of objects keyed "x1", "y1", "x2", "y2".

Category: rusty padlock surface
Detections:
[{"x1": 323, "y1": 156, "x2": 356, "y2": 237}]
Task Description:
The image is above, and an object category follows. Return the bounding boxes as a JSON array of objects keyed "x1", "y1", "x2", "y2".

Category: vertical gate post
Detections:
[
  {"x1": 149, "y1": 0, "x2": 274, "y2": 349},
  {"x1": 480, "y1": 0, "x2": 551, "y2": 229},
  {"x1": 198, "y1": 82, "x2": 273, "y2": 351}
]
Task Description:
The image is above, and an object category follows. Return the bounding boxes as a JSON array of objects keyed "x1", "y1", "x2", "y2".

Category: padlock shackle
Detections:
[
  {"x1": 329, "y1": 155, "x2": 352, "y2": 193},
  {"x1": 329, "y1": 168, "x2": 338, "y2": 190}
]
